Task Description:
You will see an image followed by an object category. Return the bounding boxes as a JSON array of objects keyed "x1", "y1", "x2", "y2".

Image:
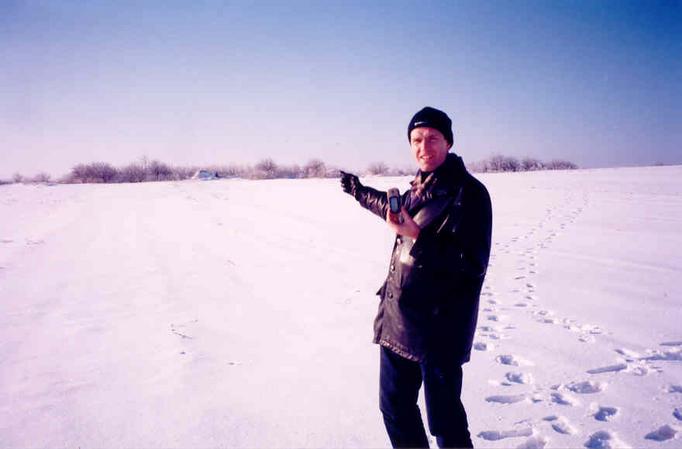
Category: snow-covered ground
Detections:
[{"x1": 1, "y1": 165, "x2": 681, "y2": 448}]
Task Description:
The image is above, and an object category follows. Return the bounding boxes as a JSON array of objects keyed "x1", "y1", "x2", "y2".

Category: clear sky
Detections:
[{"x1": 1, "y1": 0, "x2": 680, "y2": 178}]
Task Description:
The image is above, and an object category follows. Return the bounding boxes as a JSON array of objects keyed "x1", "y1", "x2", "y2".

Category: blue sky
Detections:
[{"x1": 1, "y1": 0, "x2": 680, "y2": 178}]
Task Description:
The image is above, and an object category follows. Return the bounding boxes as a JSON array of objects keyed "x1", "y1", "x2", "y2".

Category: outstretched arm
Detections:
[{"x1": 340, "y1": 171, "x2": 389, "y2": 220}]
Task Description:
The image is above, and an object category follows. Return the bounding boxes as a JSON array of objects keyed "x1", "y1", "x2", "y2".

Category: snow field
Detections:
[{"x1": 1, "y1": 165, "x2": 681, "y2": 447}]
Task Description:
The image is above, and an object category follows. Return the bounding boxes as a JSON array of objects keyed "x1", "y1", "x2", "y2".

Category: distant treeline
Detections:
[
  {"x1": 469, "y1": 155, "x2": 578, "y2": 173},
  {"x1": 3, "y1": 155, "x2": 578, "y2": 185}
]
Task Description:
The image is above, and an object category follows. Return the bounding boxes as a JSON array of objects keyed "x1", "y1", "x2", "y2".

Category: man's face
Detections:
[{"x1": 410, "y1": 127, "x2": 451, "y2": 172}]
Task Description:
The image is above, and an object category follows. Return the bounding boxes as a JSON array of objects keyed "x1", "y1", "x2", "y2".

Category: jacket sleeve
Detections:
[
  {"x1": 458, "y1": 185, "x2": 492, "y2": 280},
  {"x1": 356, "y1": 186, "x2": 389, "y2": 220}
]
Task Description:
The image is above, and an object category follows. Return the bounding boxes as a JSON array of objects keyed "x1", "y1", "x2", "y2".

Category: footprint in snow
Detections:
[
  {"x1": 614, "y1": 348, "x2": 641, "y2": 360},
  {"x1": 674, "y1": 408, "x2": 682, "y2": 421},
  {"x1": 590, "y1": 354, "x2": 652, "y2": 376},
  {"x1": 170, "y1": 319, "x2": 199, "y2": 339},
  {"x1": 533, "y1": 310, "x2": 561, "y2": 325},
  {"x1": 593, "y1": 405, "x2": 619, "y2": 422},
  {"x1": 487, "y1": 333, "x2": 511, "y2": 341},
  {"x1": 564, "y1": 323, "x2": 584, "y2": 333},
  {"x1": 473, "y1": 341, "x2": 494, "y2": 351},
  {"x1": 581, "y1": 324, "x2": 604, "y2": 335},
  {"x1": 543, "y1": 415, "x2": 578, "y2": 435},
  {"x1": 566, "y1": 380, "x2": 607, "y2": 394},
  {"x1": 579, "y1": 334, "x2": 596, "y2": 343},
  {"x1": 584, "y1": 430, "x2": 629, "y2": 449},
  {"x1": 477, "y1": 427, "x2": 533, "y2": 441},
  {"x1": 516, "y1": 435, "x2": 548, "y2": 449},
  {"x1": 645, "y1": 425, "x2": 678, "y2": 442},
  {"x1": 668, "y1": 385, "x2": 682, "y2": 393},
  {"x1": 478, "y1": 325, "x2": 510, "y2": 341},
  {"x1": 485, "y1": 394, "x2": 529, "y2": 404},
  {"x1": 642, "y1": 347, "x2": 682, "y2": 361},
  {"x1": 550, "y1": 391, "x2": 580, "y2": 406},
  {"x1": 505, "y1": 371, "x2": 534, "y2": 385},
  {"x1": 496, "y1": 354, "x2": 534, "y2": 366},
  {"x1": 171, "y1": 327, "x2": 193, "y2": 339}
]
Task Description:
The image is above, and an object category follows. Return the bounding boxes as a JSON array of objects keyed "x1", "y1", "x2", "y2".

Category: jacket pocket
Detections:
[{"x1": 399, "y1": 262, "x2": 425, "y2": 290}]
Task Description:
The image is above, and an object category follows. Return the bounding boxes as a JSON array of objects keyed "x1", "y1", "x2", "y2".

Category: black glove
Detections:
[{"x1": 339, "y1": 170, "x2": 365, "y2": 200}]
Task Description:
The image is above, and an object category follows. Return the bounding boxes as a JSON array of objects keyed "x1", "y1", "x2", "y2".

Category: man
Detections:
[{"x1": 340, "y1": 107, "x2": 492, "y2": 448}]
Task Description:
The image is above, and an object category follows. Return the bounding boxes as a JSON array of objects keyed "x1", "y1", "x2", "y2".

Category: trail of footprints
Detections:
[{"x1": 475, "y1": 193, "x2": 681, "y2": 447}]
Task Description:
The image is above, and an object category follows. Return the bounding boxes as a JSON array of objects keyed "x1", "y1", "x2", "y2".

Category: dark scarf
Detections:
[{"x1": 407, "y1": 153, "x2": 466, "y2": 213}]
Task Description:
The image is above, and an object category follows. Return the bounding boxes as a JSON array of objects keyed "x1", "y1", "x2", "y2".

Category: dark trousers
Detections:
[{"x1": 379, "y1": 346, "x2": 473, "y2": 448}]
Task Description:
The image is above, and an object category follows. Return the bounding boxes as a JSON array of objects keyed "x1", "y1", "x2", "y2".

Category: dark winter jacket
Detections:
[{"x1": 356, "y1": 153, "x2": 492, "y2": 363}]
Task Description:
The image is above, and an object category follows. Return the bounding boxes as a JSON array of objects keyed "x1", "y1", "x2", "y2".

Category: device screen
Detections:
[{"x1": 389, "y1": 196, "x2": 400, "y2": 213}]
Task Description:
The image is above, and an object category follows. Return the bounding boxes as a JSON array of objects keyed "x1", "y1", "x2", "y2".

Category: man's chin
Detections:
[{"x1": 418, "y1": 161, "x2": 440, "y2": 172}]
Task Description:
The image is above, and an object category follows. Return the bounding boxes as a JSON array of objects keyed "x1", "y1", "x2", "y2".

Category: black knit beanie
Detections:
[{"x1": 407, "y1": 106, "x2": 453, "y2": 145}]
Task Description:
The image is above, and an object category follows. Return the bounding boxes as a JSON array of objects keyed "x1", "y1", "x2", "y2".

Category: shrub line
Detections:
[{"x1": 5, "y1": 155, "x2": 578, "y2": 185}]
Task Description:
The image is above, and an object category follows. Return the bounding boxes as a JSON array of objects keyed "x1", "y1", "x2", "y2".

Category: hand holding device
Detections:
[{"x1": 385, "y1": 204, "x2": 420, "y2": 240}]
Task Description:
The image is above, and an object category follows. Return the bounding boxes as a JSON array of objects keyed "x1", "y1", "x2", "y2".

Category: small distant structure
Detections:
[{"x1": 191, "y1": 169, "x2": 219, "y2": 180}]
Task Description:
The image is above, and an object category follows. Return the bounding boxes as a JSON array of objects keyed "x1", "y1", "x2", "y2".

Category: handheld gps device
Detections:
[{"x1": 387, "y1": 188, "x2": 404, "y2": 224}]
